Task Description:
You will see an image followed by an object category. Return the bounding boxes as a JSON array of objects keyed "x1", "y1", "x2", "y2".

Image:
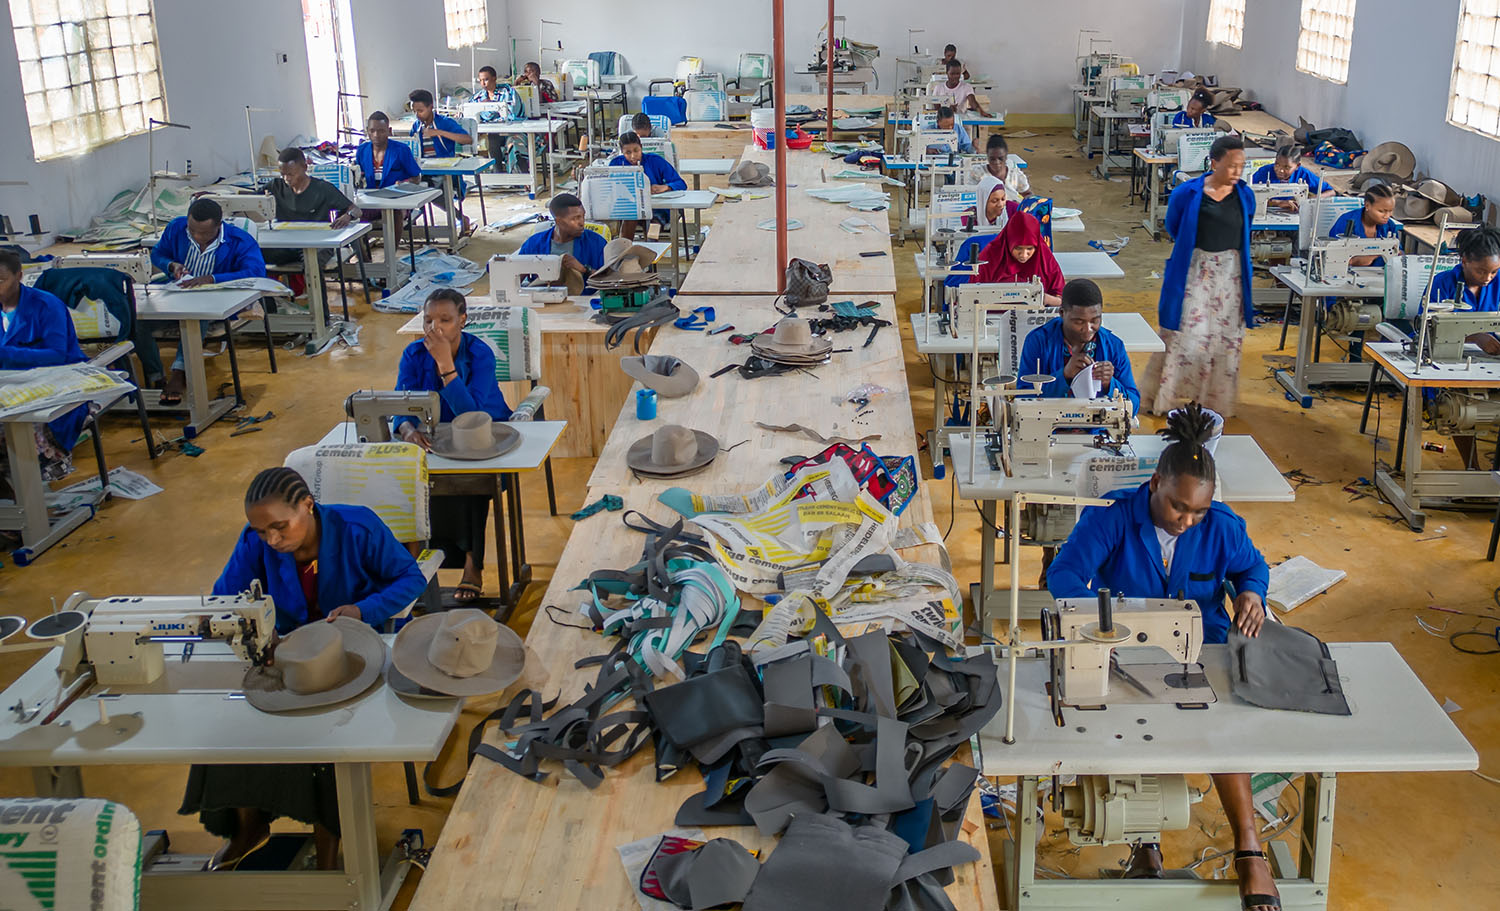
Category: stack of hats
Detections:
[
  {"x1": 728, "y1": 161, "x2": 774, "y2": 187},
  {"x1": 749, "y1": 318, "x2": 833, "y2": 367},
  {"x1": 1394, "y1": 178, "x2": 1474, "y2": 225},
  {"x1": 590, "y1": 237, "x2": 660, "y2": 289},
  {"x1": 627, "y1": 424, "x2": 720, "y2": 479}
]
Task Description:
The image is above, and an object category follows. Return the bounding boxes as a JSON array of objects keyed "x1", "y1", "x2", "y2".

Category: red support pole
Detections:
[
  {"x1": 773, "y1": 0, "x2": 789, "y2": 293},
  {"x1": 826, "y1": 0, "x2": 835, "y2": 145}
]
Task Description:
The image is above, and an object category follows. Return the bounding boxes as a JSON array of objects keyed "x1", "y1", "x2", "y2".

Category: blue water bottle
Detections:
[{"x1": 636, "y1": 388, "x2": 658, "y2": 421}]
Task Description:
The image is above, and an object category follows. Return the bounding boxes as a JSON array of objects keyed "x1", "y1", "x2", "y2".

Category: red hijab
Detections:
[{"x1": 973, "y1": 212, "x2": 1065, "y2": 295}]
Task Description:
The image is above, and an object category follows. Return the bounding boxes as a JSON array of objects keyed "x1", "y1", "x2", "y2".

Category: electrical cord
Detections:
[{"x1": 1185, "y1": 773, "x2": 1304, "y2": 874}]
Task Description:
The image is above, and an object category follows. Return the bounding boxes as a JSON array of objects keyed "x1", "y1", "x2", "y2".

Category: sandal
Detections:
[
  {"x1": 205, "y1": 832, "x2": 270, "y2": 872},
  {"x1": 451, "y1": 580, "x2": 483, "y2": 603},
  {"x1": 160, "y1": 369, "x2": 187, "y2": 406},
  {"x1": 1233, "y1": 850, "x2": 1282, "y2": 910}
]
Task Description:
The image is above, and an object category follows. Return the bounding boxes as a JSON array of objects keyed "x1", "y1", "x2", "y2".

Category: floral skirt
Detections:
[{"x1": 1143, "y1": 249, "x2": 1245, "y2": 417}]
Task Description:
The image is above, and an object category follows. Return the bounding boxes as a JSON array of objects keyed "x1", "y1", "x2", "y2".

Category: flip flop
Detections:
[
  {"x1": 205, "y1": 832, "x2": 271, "y2": 872},
  {"x1": 1233, "y1": 850, "x2": 1282, "y2": 910},
  {"x1": 160, "y1": 370, "x2": 187, "y2": 407}
]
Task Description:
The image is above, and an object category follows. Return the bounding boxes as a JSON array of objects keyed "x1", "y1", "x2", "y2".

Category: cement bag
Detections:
[
  {"x1": 285, "y1": 441, "x2": 431, "y2": 541},
  {"x1": 0, "y1": 798, "x2": 141, "y2": 911}
]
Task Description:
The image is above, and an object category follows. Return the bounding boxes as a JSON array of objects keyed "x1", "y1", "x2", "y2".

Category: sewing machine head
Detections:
[
  {"x1": 1251, "y1": 182, "x2": 1307, "y2": 220},
  {"x1": 344, "y1": 390, "x2": 440, "y2": 442},
  {"x1": 1416, "y1": 308, "x2": 1500, "y2": 364},
  {"x1": 1307, "y1": 236, "x2": 1399, "y2": 284},
  {"x1": 49, "y1": 251, "x2": 153, "y2": 284},
  {"x1": 1002, "y1": 391, "x2": 1132, "y2": 478},
  {"x1": 201, "y1": 193, "x2": 276, "y2": 225},
  {"x1": 67, "y1": 585, "x2": 277, "y2": 687},
  {"x1": 488, "y1": 254, "x2": 569, "y2": 307},
  {"x1": 1051, "y1": 594, "x2": 1203, "y2": 705},
  {"x1": 948, "y1": 280, "x2": 1045, "y2": 339}
]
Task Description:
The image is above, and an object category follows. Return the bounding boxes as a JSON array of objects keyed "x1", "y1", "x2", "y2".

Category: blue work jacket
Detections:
[
  {"x1": 1, "y1": 284, "x2": 90, "y2": 449},
  {"x1": 150, "y1": 218, "x2": 266, "y2": 282},
  {"x1": 1328, "y1": 208, "x2": 1401, "y2": 268},
  {"x1": 393, "y1": 332, "x2": 512, "y2": 436},
  {"x1": 1047, "y1": 482, "x2": 1270, "y2": 644},
  {"x1": 518, "y1": 224, "x2": 608, "y2": 273},
  {"x1": 1250, "y1": 163, "x2": 1331, "y2": 193},
  {"x1": 354, "y1": 140, "x2": 422, "y2": 188},
  {"x1": 608, "y1": 153, "x2": 687, "y2": 191},
  {"x1": 1430, "y1": 264, "x2": 1500, "y2": 312},
  {"x1": 213, "y1": 503, "x2": 426, "y2": 632},
  {"x1": 1159, "y1": 175, "x2": 1256, "y2": 331},
  {"x1": 1016, "y1": 318, "x2": 1140, "y2": 415},
  {"x1": 1171, "y1": 111, "x2": 1216, "y2": 128},
  {"x1": 411, "y1": 114, "x2": 470, "y2": 158}
]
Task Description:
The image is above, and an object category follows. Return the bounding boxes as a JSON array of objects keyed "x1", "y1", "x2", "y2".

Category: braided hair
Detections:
[
  {"x1": 1456, "y1": 224, "x2": 1500, "y2": 262},
  {"x1": 245, "y1": 467, "x2": 313, "y2": 508},
  {"x1": 1363, "y1": 183, "x2": 1395, "y2": 204},
  {"x1": 1155, "y1": 403, "x2": 1217, "y2": 486}
]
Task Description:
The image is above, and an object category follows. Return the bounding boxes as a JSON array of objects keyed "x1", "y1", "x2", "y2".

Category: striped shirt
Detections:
[{"x1": 182, "y1": 226, "x2": 224, "y2": 279}]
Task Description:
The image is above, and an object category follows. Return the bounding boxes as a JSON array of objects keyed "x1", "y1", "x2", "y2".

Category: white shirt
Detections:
[
  {"x1": 929, "y1": 79, "x2": 976, "y2": 113},
  {"x1": 1155, "y1": 525, "x2": 1179, "y2": 573}
]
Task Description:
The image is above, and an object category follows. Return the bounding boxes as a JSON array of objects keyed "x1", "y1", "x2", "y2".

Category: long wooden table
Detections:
[{"x1": 409, "y1": 146, "x2": 998, "y2": 911}]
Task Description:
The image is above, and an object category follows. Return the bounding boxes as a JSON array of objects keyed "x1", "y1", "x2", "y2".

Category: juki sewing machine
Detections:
[
  {"x1": 344, "y1": 390, "x2": 440, "y2": 442},
  {"x1": 487, "y1": 254, "x2": 570, "y2": 306},
  {"x1": 1411, "y1": 307, "x2": 1500, "y2": 365},
  {"x1": 947, "y1": 280, "x2": 1045, "y2": 341},
  {"x1": 1304, "y1": 236, "x2": 1400, "y2": 285},
  {"x1": 1251, "y1": 182, "x2": 1307, "y2": 226},
  {"x1": 986, "y1": 390, "x2": 1133, "y2": 479},
  {"x1": 48, "y1": 251, "x2": 154, "y2": 284},
  {"x1": 203, "y1": 193, "x2": 277, "y2": 225}
]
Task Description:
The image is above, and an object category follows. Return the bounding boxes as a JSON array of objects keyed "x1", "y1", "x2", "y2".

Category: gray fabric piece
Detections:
[
  {"x1": 762, "y1": 656, "x2": 816, "y2": 737},
  {"x1": 1228, "y1": 623, "x2": 1351, "y2": 716},
  {"x1": 743, "y1": 814, "x2": 908, "y2": 911},
  {"x1": 689, "y1": 724, "x2": 762, "y2": 765},
  {"x1": 848, "y1": 632, "x2": 898, "y2": 718},
  {"x1": 651, "y1": 837, "x2": 761, "y2": 911},
  {"x1": 821, "y1": 715, "x2": 915, "y2": 815},
  {"x1": 744, "y1": 724, "x2": 858, "y2": 835}
]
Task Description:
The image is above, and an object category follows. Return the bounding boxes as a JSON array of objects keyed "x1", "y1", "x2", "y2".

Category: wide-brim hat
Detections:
[
  {"x1": 594, "y1": 237, "x2": 657, "y2": 276},
  {"x1": 431, "y1": 411, "x2": 522, "y2": 461},
  {"x1": 1415, "y1": 178, "x2": 1460, "y2": 207},
  {"x1": 243, "y1": 617, "x2": 386, "y2": 713},
  {"x1": 1356, "y1": 141, "x2": 1415, "y2": 181},
  {"x1": 390, "y1": 608, "x2": 526, "y2": 697},
  {"x1": 1395, "y1": 192, "x2": 1435, "y2": 223},
  {"x1": 750, "y1": 318, "x2": 832, "y2": 361},
  {"x1": 622, "y1": 354, "x2": 700, "y2": 398},
  {"x1": 626, "y1": 424, "x2": 719, "y2": 477},
  {"x1": 728, "y1": 161, "x2": 774, "y2": 187},
  {"x1": 1431, "y1": 206, "x2": 1475, "y2": 226}
]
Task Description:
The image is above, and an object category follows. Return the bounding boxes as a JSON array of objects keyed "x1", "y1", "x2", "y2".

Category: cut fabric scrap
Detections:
[
  {"x1": 753, "y1": 421, "x2": 881, "y2": 446},
  {"x1": 571, "y1": 494, "x2": 624, "y2": 521},
  {"x1": 1228, "y1": 622, "x2": 1351, "y2": 715}
]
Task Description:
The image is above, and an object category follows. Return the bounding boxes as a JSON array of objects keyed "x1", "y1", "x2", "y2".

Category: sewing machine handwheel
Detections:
[
  {"x1": 27, "y1": 610, "x2": 88, "y2": 639},
  {"x1": 0, "y1": 616, "x2": 25, "y2": 642}
]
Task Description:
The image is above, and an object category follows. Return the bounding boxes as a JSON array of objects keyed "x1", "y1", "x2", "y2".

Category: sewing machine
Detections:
[
  {"x1": 1048, "y1": 593, "x2": 1205, "y2": 705},
  {"x1": 1252, "y1": 182, "x2": 1308, "y2": 224},
  {"x1": 1305, "y1": 236, "x2": 1400, "y2": 285},
  {"x1": 488, "y1": 254, "x2": 570, "y2": 306},
  {"x1": 344, "y1": 390, "x2": 440, "y2": 442},
  {"x1": 203, "y1": 193, "x2": 277, "y2": 224},
  {"x1": 994, "y1": 391, "x2": 1133, "y2": 479},
  {"x1": 948, "y1": 280, "x2": 1045, "y2": 341},
  {"x1": 1413, "y1": 308, "x2": 1500, "y2": 365},
  {"x1": 49, "y1": 251, "x2": 154, "y2": 284}
]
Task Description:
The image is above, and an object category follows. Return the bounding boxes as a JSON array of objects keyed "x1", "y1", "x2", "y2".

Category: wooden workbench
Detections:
[{"x1": 1218, "y1": 109, "x2": 1296, "y2": 137}]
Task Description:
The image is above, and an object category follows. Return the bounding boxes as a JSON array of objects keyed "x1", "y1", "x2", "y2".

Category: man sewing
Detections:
[
  {"x1": 517, "y1": 193, "x2": 606, "y2": 292},
  {"x1": 1047, "y1": 404, "x2": 1280, "y2": 911},
  {"x1": 1017, "y1": 278, "x2": 1140, "y2": 414},
  {"x1": 929, "y1": 58, "x2": 989, "y2": 117},
  {"x1": 409, "y1": 88, "x2": 474, "y2": 233},
  {"x1": 354, "y1": 111, "x2": 421, "y2": 189},
  {"x1": 514, "y1": 61, "x2": 558, "y2": 103},
  {"x1": 631, "y1": 112, "x2": 656, "y2": 139},
  {"x1": 927, "y1": 106, "x2": 975, "y2": 156}
]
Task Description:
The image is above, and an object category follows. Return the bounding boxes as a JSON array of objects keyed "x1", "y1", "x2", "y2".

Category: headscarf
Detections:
[
  {"x1": 973, "y1": 212, "x2": 1065, "y2": 295},
  {"x1": 975, "y1": 174, "x2": 1017, "y2": 230}
]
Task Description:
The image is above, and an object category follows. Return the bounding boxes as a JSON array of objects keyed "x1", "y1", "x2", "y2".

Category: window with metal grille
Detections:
[
  {"x1": 1450, "y1": 0, "x2": 1500, "y2": 139},
  {"x1": 9, "y1": 0, "x2": 168, "y2": 160},
  {"x1": 1295, "y1": 0, "x2": 1356, "y2": 84},
  {"x1": 1206, "y1": 0, "x2": 1245, "y2": 49},
  {"x1": 443, "y1": 0, "x2": 486, "y2": 50}
]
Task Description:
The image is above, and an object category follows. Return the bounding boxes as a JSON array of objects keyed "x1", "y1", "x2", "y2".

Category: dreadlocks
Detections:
[{"x1": 1156, "y1": 402, "x2": 1217, "y2": 486}]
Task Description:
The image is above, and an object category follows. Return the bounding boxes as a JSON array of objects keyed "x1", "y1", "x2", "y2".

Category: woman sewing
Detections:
[
  {"x1": 1328, "y1": 184, "x2": 1400, "y2": 267},
  {"x1": 1047, "y1": 405, "x2": 1278, "y2": 911},
  {"x1": 395, "y1": 288, "x2": 512, "y2": 604},
  {"x1": 1171, "y1": 88, "x2": 1217, "y2": 128},
  {"x1": 970, "y1": 212, "x2": 1065, "y2": 305},
  {"x1": 180, "y1": 467, "x2": 427, "y2": 872},
  {"x1": 975, "y1": 173, "x2": 1019, "y2": 232}
]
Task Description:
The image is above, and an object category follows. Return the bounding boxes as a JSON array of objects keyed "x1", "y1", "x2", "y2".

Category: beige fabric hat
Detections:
[
  {"x1": 1356, "y1": 141, "x2": 1416, "y2": 181},
  {"x1": 1431, "y1": 206, "x2": 1475, "y2": 226},
  {"x1": 626, "y1": 424, "x2": 719, "y2": 477},
  {"x1": 728, "y1": 161, "x2": 774, "y2": 187},
  {"x1": 243, "y1": 617, "x2": 386, "y2": 713},
  {"x1": 390, "y1": 609, "x2": 525, "y2": 697},
  {"x1": 431, "y1": 411, "x2": 522, "y2": 461},
  {"x1": 591, "y1": 238, "x2": 659, "y2": 288},
  {"x1": 1415, "y1": 178, "x2": 1460, "y2": 207},
  {"x1": 622, "y1": 354, "x2": 700, "y2": 398},
  {"x1": 750, "y1": 318, "x2": 833, "y2": 362},
  {"x1": 1395, "y1": 192, "x2": 1435, "y2": 223}
]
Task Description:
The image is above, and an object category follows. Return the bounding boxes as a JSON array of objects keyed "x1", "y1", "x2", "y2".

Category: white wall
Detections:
[
  {"x1": 1179, "y1": 0, "x2": 1500, "y2": 220},
  {"x1": 0, "y1": 0, "x2": 314, "y2": 235},
  {"x1": 501, "y1": 0, "x2": 1188, "y2": 114},
  {"x1": 353, "y1": 0, "x2": 512, "y2": 118}
]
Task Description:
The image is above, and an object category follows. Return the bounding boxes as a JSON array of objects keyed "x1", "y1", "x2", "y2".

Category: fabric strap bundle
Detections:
[{"x1": 600, "y1": 291, "x2": 681, "y2": 353}]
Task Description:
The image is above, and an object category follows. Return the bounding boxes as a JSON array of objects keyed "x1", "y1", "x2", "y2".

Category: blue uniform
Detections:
[
  {"x1": 213, "y1": 503, "x2": 426, "y2": 632},
  {"x1": 608, "y1": 152, "x2": 686, "y2": 191},
  {"x1": 353, "y1": 139, "x2": 422, "y2": 188},
  {"x1": 150, "y1": 218, "x2": 266, "y2": 283},
  {"x1": 1171, "y1": 111, "x2": 1216, "y2": 128},
  {"x1": 1249, "y1": 163, "x2": 1331, "y2": 193},
  {"x1": 410, "y1": 114, "x2": 470, "y2": 158},
  {"x1": 1, "y1": 284, "x2": 90, "y2": 449},
  {"x1": 924, "y1": 122, "x2": 975, "y2": 155},
  {"x1": 1159, "y1": 175, "x2": 1256, "y2": 331},
  {"x1": 517, "y1": 225, "x2": 608, "y2": 274},
  {"x1": 1430, "y1": 263, "x2": 1500, "y2": 312},
  {"x1": 393, "y1": 332, "x2": 512, "y2": 436},
  {"x1": 1328, "y1": 208, "x2": 1401, "y2": 267},
  {"x1": 1016, "y1": 319, "x2": 1140, "y2": 415},
  {"x1": 1047, "y1": 482, "x2": 1269, "y2": 644}
]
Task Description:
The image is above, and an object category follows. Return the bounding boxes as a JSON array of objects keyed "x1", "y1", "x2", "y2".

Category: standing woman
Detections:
[
  {"x1": 181, "y1": 467, "x2": 427, "y2": 871},
  {"x1": 1143, "y1": 135, "x2": 1254, "y2": 417},
  {"x1": 395, "y1": 288, "x2": 512, "y2": 603}
]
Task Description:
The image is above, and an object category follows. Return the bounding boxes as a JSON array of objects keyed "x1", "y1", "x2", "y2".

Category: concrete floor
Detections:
[{"x1": 1, "y1": 129, "x2": 1497, "y2": 908}]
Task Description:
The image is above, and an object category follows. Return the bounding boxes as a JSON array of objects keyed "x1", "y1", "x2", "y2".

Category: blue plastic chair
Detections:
[{"x1": 642, "y1": 95, "x2": 688, "y2": 125}]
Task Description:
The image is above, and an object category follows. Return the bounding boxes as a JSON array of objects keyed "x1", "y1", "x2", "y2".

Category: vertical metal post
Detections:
[
  {"x1": 826, "y1": 0, "x2": 836, "y2": 139},
  {"x1": 772, "y1": 0, "x2": 789, "y2": 292}
]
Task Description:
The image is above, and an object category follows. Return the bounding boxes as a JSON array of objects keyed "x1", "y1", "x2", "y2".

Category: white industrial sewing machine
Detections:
[
  {"x1": 948, "y1": 280, "x2": 1045, "y2": 341},
  {"x1": 1305, "y1": 236, "x2": 1400, "y2": 285},
  {"x1": 1048, "y1": 593, "x2": 1206, "y2": 706},
  {"x1": 487, "y1": 254, "x2": 570, "y2": 306},
  {"x1": 203, "y1": 193, "x2": 277, "y2": 225},
  {"x1": 1412, "y1": 308, "x2": 1500, "y2": 365},
  {"x1": 1251, "y1": 182, "x2": 1307, "y2": 225},
  {"x1": 996, "y1": 390, "x2": 1134, "y2": 480},
  {"x1": 344, "y1": 389, "x2": 440, "y2": 442},
  {"x1": 49, "y1": 251, "x2": 154, "y2": 284}
]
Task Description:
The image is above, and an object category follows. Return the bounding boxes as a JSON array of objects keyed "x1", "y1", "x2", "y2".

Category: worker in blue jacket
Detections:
[
  {"x1": 185, "y1": 466, "x2": 426, "y2": 873},
  {"x1": 609, "y1": 130, "x2": 686, "y2": 240},
  {"x1": 1327, "y1": 183, "x2": 1400, "y2": 268},
  {"x1": 1017, "y1": 278, "x2": 1140, "y2": 414},
  {"x1": 409, "y1": 88, "x2": 474, "y2": 231},
  {"x1": 0, "y1": 249, "x2": 91, "y2": 465},
  {"x1": 1171, "y1": 88, "x2": 1217, "y2": 128},
  {"x1": 145, "y1": 197, "x2": 267, "y2": 402},
  {"x1": 395, "y1": 288, "x2": 511, "y2": 605},
  {"x1": 1047, "y1": 404, "x2": 1278, "y2": 911},
  {"x1": 353, "y1": 110, "x2": 421, "y2": 189},
  {"x1": 1249, "y1": 145, "x2": 1333, "y2": 212},
  {"x1": 517, "y1": 192, "x2": 607, "y2": 291},
  {"x1": 1429, "y1": 224, "x2": 1500, "y2": 322}
]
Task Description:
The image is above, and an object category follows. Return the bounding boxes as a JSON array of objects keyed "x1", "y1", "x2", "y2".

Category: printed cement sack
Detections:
[{"x1": 0, "y1": 798, "x2": 141, "y2": 911}]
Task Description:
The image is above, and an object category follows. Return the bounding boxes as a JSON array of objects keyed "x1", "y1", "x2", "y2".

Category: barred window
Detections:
[
  {"x1": 1206, "y1": 0, "x2": 1245, "y2": 49},
  {"x1": 443, "y1": 0, "x2": 487, "y2": 50},
  {"x1": 1295, "y1": 0, "x2": 1357, "y2": 84},
  {"x1": 1450, "y1": 0, "x2": 1500, "y2": 138}
]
